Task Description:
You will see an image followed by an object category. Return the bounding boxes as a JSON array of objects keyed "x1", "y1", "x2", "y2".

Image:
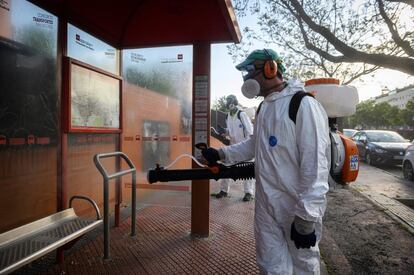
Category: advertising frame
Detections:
[{"x1": 63, "y1": 57, "x2": 123, "y2": 133}]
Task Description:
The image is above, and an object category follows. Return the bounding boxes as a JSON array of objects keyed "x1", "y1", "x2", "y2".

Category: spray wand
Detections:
[{"x1": 147, "y1": 143, "x2": 255, "y2": 183}]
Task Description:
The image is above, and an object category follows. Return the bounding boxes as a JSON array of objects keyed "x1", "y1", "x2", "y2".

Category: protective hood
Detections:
[{"x1": 265, "y1": 79, "x2": 305, "y2": 102}]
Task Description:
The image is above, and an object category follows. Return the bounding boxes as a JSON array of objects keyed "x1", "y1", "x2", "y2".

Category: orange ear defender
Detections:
[{"x1": 263, "y1": 49, "x2": 278, "y2": 79}]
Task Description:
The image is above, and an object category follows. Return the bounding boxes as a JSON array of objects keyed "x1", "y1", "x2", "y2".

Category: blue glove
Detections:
[
  {"x1": 195, "y1": 143, "x2": 221, "y2": 166},
  {"x1": 290, "y1": 219, "x2": 316, "y2": 249}
]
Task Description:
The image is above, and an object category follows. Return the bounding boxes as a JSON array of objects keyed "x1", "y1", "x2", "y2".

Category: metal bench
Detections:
[{"x1": 0, "y1": 195, "x2": 102, "y2": 275}]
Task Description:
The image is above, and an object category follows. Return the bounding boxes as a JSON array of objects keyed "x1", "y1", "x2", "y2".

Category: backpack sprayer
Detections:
[
  {"x1": 304, "y1": 78, "x2": 360, "y2": 184},
  {"x1": 147, "y1": 143, "x2": 254, "y2": 184}
]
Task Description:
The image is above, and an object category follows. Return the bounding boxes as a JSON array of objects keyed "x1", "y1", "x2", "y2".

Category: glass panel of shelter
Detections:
[
  {"x1": 0, "y1": 0, "x2": 58, "y2": 232},
  {"x1": 122, "y1": 46, "x2": 193, "y2": 183}
]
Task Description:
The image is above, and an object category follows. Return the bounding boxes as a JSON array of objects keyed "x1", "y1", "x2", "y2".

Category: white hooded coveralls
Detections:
[
  {"x1": 220, "y1": 108, "x2": 255, "y2": 195},
  {"x1": 222, "y1": 79, "x2": 330, "y2": 274}
]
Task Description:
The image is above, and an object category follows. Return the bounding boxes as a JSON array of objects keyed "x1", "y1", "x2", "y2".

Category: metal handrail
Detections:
[
  {"x1": 94, "y1": 152, "x2": 137, "y2": 260},
  {"x1": 69, "y1": 195, "x2": 101, "y2": 220}
]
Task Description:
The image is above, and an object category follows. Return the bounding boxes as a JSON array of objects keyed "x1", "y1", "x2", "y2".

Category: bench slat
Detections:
[
  {"x1": 0, "y1": 212, "x2": 102, "y2": 275},
  {"x1": 0, "y1": 209, "x2": 77, "y2": 247}
]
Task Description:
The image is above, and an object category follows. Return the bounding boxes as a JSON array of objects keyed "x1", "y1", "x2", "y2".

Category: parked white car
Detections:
[{"x1": 403, "y1": 143, "x2": 414, "y2": 180}]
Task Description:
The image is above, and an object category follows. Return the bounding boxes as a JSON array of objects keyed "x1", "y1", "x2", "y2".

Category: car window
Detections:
[
  {"x1": 343, "y1": 129, "x2": 357, "y2": 137},
  {"x1": 353, "y1": 133, "x2": 360, "y2": 141},
  {"x1": 366, "y1": 131, "x2": 406, "y2": 143},
  {"x1": 360, "y1": 134, "x2": 367, "y2": 142}
]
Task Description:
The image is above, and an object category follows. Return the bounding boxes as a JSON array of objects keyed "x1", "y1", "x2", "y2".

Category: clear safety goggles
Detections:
[{"x1": 242, "y1": 64, "x2": 263, "y2": 81}]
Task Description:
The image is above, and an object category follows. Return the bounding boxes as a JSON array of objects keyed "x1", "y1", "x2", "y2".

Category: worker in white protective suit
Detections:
[
  {"x1": 215, "y1": 94, "x2": 255, "y2": 201},
  {"x1": 200, "y1": 49, "x2": 330, "y2": 274}
]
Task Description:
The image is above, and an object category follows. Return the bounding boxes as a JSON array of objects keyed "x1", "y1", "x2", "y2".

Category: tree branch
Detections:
[
  {"x1": 385, "y1": 0, "x2": 414, "y2": 7},
  {"x1": 378, "y1": 0, "x2": 414, "y2": 57},
  {"x1": 292, "y1": 12, "x2": 347, "y2": 62},
  {"x1": 343, "y1": 65, "x2": 380, "y2": 85},
  {"x1": 287, "y1": 0, "x2": 414, "y2": 75},
  {"x1": 233, "y1": 0, "x2": 249, "y2": 13},
  {"x1": 276, "y1": 33, "x2": 323, "y2": 67}
]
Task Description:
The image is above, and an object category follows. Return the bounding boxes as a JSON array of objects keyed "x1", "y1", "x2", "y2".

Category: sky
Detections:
[{"x1": 210, "y1": 7, "x2": 414, "y2": 108}]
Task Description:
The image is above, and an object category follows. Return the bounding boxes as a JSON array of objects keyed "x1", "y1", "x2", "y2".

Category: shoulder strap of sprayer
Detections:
[
  {"x1": 289, "y1": 91, "x2": 315, "y2": 124},
  {"x1": 255, "y1": 91, "x2": 314, "y2": 124}
]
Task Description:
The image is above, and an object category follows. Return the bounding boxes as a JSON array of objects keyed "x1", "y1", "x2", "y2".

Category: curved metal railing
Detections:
[
  {"x1": 94, "y1": 152, "x2": 137, "y2": 260},
  {"x1": 69, "y1": 195, "x2": 102, "y2": 220}
]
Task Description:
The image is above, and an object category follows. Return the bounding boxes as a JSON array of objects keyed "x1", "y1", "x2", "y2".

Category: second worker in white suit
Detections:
[{"x1": 216, "y1": 94, "x2": 255, "y2": 202}]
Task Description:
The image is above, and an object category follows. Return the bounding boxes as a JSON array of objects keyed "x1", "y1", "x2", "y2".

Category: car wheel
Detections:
[
  {"x1": 366, "y1": 153, "x2": 374, "y2": 166},
  {"x1": 365, "y1": 153, "x2": 375, "y2": 166},
  {"x1": 403, "y1": 161, "x2": 414, "y2": 181}
]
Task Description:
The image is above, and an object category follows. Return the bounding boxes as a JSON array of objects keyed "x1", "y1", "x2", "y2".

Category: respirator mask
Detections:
[
  {"x1": 225, "y1": 95, "x2": 238, "y2": 111},
  {"x1": 241, "y1": 79, "x2": 261, "y2": 99},
  {"x1": 240, "y1": 63, "x2": 263, "y2": 99},
  {"x1": 227, "y1": 103, "x2": 236, "y2": 110}
]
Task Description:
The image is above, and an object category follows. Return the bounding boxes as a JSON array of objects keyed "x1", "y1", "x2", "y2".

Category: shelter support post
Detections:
[{"x1": 191, "y1": 43, "x2": 211, "y2": 237}]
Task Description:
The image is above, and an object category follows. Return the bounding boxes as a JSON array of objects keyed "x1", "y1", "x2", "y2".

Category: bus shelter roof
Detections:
[{"x1": 31, "y1": 0, "x2": 242, "y2": 48}]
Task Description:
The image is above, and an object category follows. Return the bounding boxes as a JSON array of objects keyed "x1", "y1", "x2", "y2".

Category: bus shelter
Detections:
[{"x1": 0, "y1": 0, "x2": 241, "y2": 240}]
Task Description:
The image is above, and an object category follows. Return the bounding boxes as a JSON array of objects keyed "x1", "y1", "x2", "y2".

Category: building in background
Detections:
[{"x1": 374, "y1": 85, "x2": 414, "y2": 109}]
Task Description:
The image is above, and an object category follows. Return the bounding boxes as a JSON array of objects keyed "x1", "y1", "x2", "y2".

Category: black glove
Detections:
[
  {"x1": 195, "y1": 143, "x2": 221, "y2": 166},
  {"x1": 290, "y1": 222, "x2": 316, "y2": 249},
  {"x1": 218, "y1": 124, "x2": 226, "y2": 134}
]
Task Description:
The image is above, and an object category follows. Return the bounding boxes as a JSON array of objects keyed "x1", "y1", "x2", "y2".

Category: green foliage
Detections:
[
  {"x1": 347, "y1": 99, "x2": 410, "y2": 128},
  {"x1": 350, "y1": 100, "x2": 376, "y2": 128},
  {"x1": 400, "y1": 99, "x2": 414, "y2": 126},
  {"x1": 212, "y1": 96, "x2": 230, "y2": 113}
]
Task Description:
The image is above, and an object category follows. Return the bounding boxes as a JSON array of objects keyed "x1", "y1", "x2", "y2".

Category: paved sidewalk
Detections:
[
  {"x1": 352, "y1": 163, "x2": 414, "y2": 231},
  {"x1": 16, "y1": 180, "x2": 330, "y2": 274},
  {"x1": 21, "y1": 183, "x2": 259, "y2": 274},
  {"x1": 17, "y1": 163, "x2": 414, "y2": 275}
]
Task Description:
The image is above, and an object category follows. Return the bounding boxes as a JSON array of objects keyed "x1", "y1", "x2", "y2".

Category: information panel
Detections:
[
  {"x1": 64, "y1": 59, "x2": 122, "y2": 133},
  {"x1": 194, "y1": 75, "x2": 209, "y2": 160}
]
